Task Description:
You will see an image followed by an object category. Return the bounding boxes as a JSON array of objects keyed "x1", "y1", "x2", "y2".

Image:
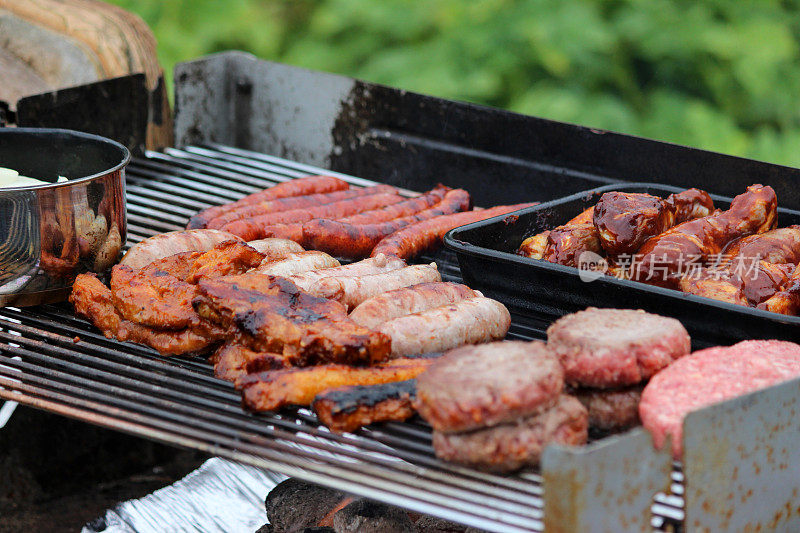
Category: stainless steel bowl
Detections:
[{"x1": 0, "y1": 128, "x2": 129, "y2": 307}]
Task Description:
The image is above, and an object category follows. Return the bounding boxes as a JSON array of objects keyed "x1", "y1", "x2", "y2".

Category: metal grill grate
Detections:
[{"x1": 0, "y1": 145, "x2": 683, "y2": 532}]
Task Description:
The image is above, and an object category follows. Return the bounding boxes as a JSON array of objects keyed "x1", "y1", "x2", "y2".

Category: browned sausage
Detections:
[
  {"x1": 371, "y1": 203, "x2": 536, "y2": 259},
  {"x1": 349, "y1": 281, "x2": 477, "y2": 329},
  {"x1": 339, "y1": 185, "x2": 449, "y2": 225},
  {"x1": 303, "y1": 189, "x2": 471, "y2": 258},
  {"x1": 288, "y1": 254, "x2": 406, "y2": 291},
  {"x1": 205, "y1": 184, "x2": 397, "y2": 229},
  {"x1": 379, "y1": 297, "x2": 511, "y2": 357},
  {"x1": 310, "y1": 263, "x2": 442, "y2": 310},
  {"x1": 221, "y1": 193, "x2": 405, "y2": 241},
  {"x1": 188, "y1": 175, "x2": 349, "y2": 229}
]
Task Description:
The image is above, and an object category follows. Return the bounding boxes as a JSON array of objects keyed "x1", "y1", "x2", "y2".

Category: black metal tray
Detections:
[{"x1": 445, "y1": 182, "x2": 800, "y2": 347}]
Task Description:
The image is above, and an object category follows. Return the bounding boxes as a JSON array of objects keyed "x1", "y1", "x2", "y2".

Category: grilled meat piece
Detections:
[
  {"x1": 110, "y1": 264, "x2": 200, "y2": 330},
  {"x1": 313, "y1": 379, "x2": 418, "y2": 433},
  {"x1": 119, "y1": 229, "x2": 242, "y2": 269},
  {"x1": 221, "y1": 192, "x2": 405, "y2": 241},
  {"x1": 194, "y1": 273, "x2": 391, "y2": 365},
  {"x1": 349, "y1": 282, "x2": 477, "y2": 330},
  {"x1": 594, "y1": 192, "x2": 675, "y2": 256},
  {"x1": 254, "y1": 251, "x2": 340, "y2": 277},
  {"x1": 339, "y1": 185, "x2": 449, "y2": 225},
  {"x1": 302, "y1": 189, "x2": 471, "y2": 259},
  {"x1": 593, "y1": 189, "x2": 713, "y2": 257},
  {"x1": 633, "y1": 184, "x2": 777, "y2": 286},
  {"x1": 213, "y1": 344, "x2": 291, "y2": 381},
  {"x1": 432, "y1": 395, "x2": 589, "y2": 472},
  {"x1": 678, "y1": 269, "x2": 749, "y2": 306},
  {"x1": 572, "y1": 384, "x2": 643, "y2": 432},
  {"x1": 247, "y1": 238, "x2": 305, "y2": 261},
  {"x1": 518, "y1": 230, "x2": 551, "y2": 259},
  {"x1": 206, "y1": 184, "x2": 397, "y2": 229},
  {"x1": 238, "y1": 358, "x2": 433, "y2": 411},
  {"x1": 185, "y1": 241, "x2": 264, "y2": 282},
  {"x1": 415, "y1": 341, "x2": 563, "y2": 433},
  {"x1": 310, "y1": 264, "x2": 442, "y2": 310},
  {"x1": 546, "y1": 308, "x2": 690, "y2": 388},
  {"x1": 288, "y1": 254, "x2": 406, "y2": 292},
  {"x1": 378, "y1": 297, "x2": 511, "y2": 357},
  {"x1": 188, "y1": 175, "x2": 350, "y2": 229},
  {"x1": 110, "y1": 242, "x2": 264, "y2": 330},
  {"x1": 371, "y1": 202, "x2": 536, "y2": 260},
  {"x1": 758, "y1": 263, "x2": 800, "y2": 315},
  {"x1": 71, "y1": 273, "x2": 219, "y2": 355},
  {"x1": 542, "y1": 222, "x2": 603, "y2": 266},
  {"x1": 723, "y1": 226, "x2": 800, "y2": 267}
]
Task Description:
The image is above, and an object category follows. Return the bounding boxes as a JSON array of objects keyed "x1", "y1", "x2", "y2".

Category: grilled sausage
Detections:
[
  {"x1": 310, "y1": 263, "x2": 442, "y2": 310},
  {"x1": 339, "y1": 185, "x2": 449, "y2": 225},
  {"x1": 221, "y1": 193, "x2": 405, "y2": 241},
  {"x1": 288, "y1": 254, "x2": 406, "y2": 291},
  {"x1": 246, "y1": 238, "x2": 304, "y2": 261},
  {"x1": 313, "y1": 379, "x2": 418, "y2": 433},
  {"x1": 187, "y1": 175, "x2": 349, "y2": 229},
  {"x1": 379, "y1": 296, "x2": 511, "y2": 357},
  {"x1": 120, "y1": 229, "x2": 242, "y2": 269},
  {"x1": 349, "y1": 282, "x2": 477, "y2": 330},
  {"x1": 253, "y1": 223, "x2": 305, "y2": 242},
  {"x1": 302, "y1": 189, "x2": 471, "y2": 258},
  {"x1": 254, "y1": 251, "x2": 341, "y2": 277},
  {"x1": 371, "y1": 203, "x2": 536, "y2": 259},
  {"x1": 205, "y1": 184, "x2": 397, "y2": 229}
]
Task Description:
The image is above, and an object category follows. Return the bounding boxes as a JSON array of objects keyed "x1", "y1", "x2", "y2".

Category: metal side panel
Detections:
[
  {"x1": 682, "y1": 376, "x2": 800, "y2": 532},
  {"x1": 174, "y1": 51, "x2": 356, "y2": 168},
  {"x1": 541, "y1": 428, "x2": 672, "y2": 533},
  {"x1": 172, "y1": 52, "x2": 800, "y2": 210}
]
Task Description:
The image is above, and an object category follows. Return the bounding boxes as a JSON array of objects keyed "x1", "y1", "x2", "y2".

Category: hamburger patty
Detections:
[
  {"x1": 547, "y1": 308, "x2": 690, "y2": 388},
  {"x1": 414, "y1": 341, "x2": 563, "y2": 433},
  {"x1": 640, "y1": 340, "x2": 800, "y2": 458},
  {"x1": 432, "y1": 395, "x2": 588, "y2": 472},
  {"x1": 572, "y1": 384, "x2": 643, "y2": 431}
]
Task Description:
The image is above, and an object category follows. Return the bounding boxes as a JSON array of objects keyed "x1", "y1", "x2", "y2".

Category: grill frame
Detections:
[{"x1": 0, "y1": 146, "x2": 684, "y2": 532}]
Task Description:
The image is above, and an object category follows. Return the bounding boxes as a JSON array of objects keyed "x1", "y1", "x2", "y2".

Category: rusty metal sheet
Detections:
[
  {"x1": 683, "y1": 375, "x2": 800, "y2": 532},
  {"x1": 542, "y1": 427, "x2": 672, "y2": 533}
]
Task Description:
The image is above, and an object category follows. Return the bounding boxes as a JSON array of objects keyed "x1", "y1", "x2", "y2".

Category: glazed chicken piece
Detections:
[
  {"x1": 632, "y1": 185, "x2": 777, "y2": 286},
  {"x1": 678, "y1": 268, "x2": 748, "y2": 306},
  {"x1": 194, "y1": 273, "x2": 391, "y2": 366},
  {"x1": 518, "y1": 207, "x2": 594, "y2": 260},
  {"x1": 70, "y1": 273, "x2": 221, "y2": 355},
  {"x1": 722, "y1": 226, "x2": 800, "y2": 268},
  {"x1": 593, "y1": 189, "x2": 714, "y2": 256},
  {"x1": 542, "y1": 222, "x2": 603, "y2": 267},
  {"x1": 758, "y1": 264, "x2": 800, "y2": 315}
]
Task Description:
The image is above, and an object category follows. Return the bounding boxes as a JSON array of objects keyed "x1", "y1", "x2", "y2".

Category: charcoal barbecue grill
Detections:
[{"x1": 2, "y1": 52, "x2": 800, "y2": 532}]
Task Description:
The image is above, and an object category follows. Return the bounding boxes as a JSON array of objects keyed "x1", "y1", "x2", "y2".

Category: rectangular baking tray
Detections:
[{"x1": 445, "y1": 182, "x2": 800, "y2": 347}]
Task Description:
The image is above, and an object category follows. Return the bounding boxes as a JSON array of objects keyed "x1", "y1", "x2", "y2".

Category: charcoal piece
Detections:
[
  {"x1": 414, "y1": 515, "x2": 468, "y2": 532},
  {"x1": 266, "y1": 478, "x2": 347, "y2": 532},
  {"x1": 333, "y1": 499, "x2": 416, "y2": 532}
]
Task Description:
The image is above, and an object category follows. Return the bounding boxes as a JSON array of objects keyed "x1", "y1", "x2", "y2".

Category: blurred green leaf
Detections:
[{"x1": 106, "y1": 0, "x2": 800, "y2": 168}]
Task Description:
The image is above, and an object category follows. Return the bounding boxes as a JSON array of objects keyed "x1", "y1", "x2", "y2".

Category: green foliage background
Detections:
[{"x1": 109, "y1": 0, "x2": 800, "y2": 167}]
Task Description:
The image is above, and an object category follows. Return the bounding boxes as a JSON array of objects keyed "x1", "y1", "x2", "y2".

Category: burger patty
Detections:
[
  {"x1": 639, "y1": 340, "x2": 800, "y2": 458},
  {"x1": 547, "y1": 307, "x2": 690, "y2": 388},
  {"x1": 414, "y1": 340, "x2": 563, "y2": 433},
  {"x1": 572, "y1": 384, "x2": 643, "y2": 431},
  {"x1": 432, "y1": 395, "x2": 588, "y2": 472}
]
